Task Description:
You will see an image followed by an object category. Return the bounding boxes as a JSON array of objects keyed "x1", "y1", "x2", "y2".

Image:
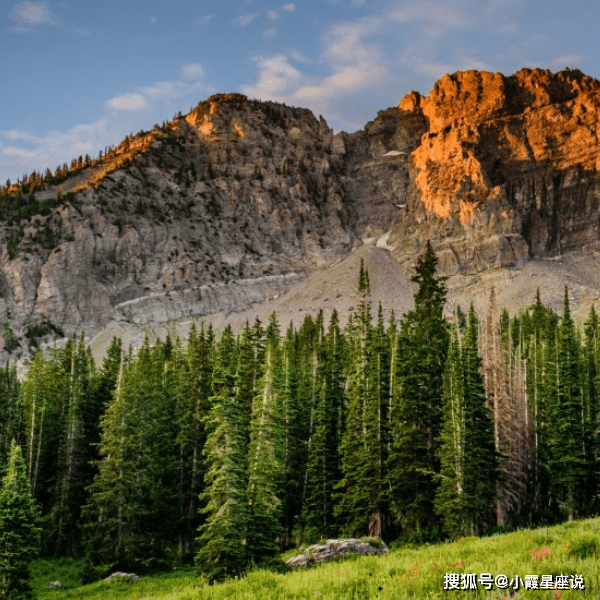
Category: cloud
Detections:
[
  {"x1": 289, "y1": 50, "x2": 310, "y2": 64},
  {"x1": 281, "y1": 3, "x2": 295, "y2": 11},
  {"x1": 197, "y1": 14, "x2": 213, "y2": 25},
  {"x1": 2, "y1": 147, "x2": 37, "y2": 158},
  {"x1": 151, "y1": 16, "x2": 156, "y2": 25},
  {"x1": 241, "y1": 0, "x2": 527, "y2": 130},
  {"x1": 75, "y1": 27, "x2": 91, "y2": 35},
  {"x1": 1, "y1": 130, "x2": 44, "y2": 143},
  {"x1": 267, "y1": 10, "x2": 279, "y2": 21},
  {"x1": 106, "y1": 93, "x2": 148, "y2": 112},
  {"x1": 0, "y1": 61, "x2": 215, "y2": 181},
  {"x1": 181, "y1": 63, "x2": 205, "y2": 80},
  {"x1": 8, "y1": 1, "x2": 56, "y2": 31},
  {"x1": 0, "y1": 117, "x2": 110, "y2": 180},
  {"x1": 263, "y1": 27, "x2": 276, "y2": 38},
  {"x1": 126, "y1": 63, "x2": 208, "y2": 104},
  {"x1": 236, "y1": 13, "x2": 256, "y2": 26},
  {"x1": 549, "y1": 55, "x2": 583, "y2": 69},
  {"x1": 242, "y1": 12, "x2": 393, "y2": 129},
  {"x1": 8, "y1": 1, "x2": 54, "y2": 24}
]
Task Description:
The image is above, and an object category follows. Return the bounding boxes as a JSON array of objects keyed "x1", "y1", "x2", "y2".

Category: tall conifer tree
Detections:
[
  {"x1": 0, "y1": 441, "x2": 41, "y2": 600},
  {"x1": 196, "y1": 326, "x2": 248, "y2": 580},
  {"x1": 247, "y1": 313, "x2": 285, "y2": 561},
  {"x1": 387, "y1": 241, "x2": 449, "y2": 535},
  {"x1": 552, "y1": 288, "x2": 586, "y2": 520}
]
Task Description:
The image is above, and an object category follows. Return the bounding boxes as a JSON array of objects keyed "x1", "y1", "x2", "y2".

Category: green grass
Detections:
[{"x1": 33, "y1": 518, "x2": 600, "y2": 599}]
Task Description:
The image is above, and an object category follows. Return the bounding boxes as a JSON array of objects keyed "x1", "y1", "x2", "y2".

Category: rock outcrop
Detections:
[
  {"x1": 104, "y1": 572, "x2": 140, "y2": 583},
  {"x1": 3, "y1": 68, "x2": 600, "y2": 357},
  {"x1": 286, "y1": 538, "x2": 388, "y2": 568},
  {"x1": 389, "y1": 68, "x2": 600, "y2": 275}
]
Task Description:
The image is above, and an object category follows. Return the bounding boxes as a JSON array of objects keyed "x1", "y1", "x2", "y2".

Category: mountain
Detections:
[{"x1": 2, "y1": 68, "x2": 600, "y2": 359}]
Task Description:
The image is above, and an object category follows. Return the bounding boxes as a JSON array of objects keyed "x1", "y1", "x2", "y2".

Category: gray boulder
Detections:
[
  {"x1": 104, "y1": 571, "x2": 140, "y2": 583},
  {"x1": 286, "y1": 538, "x2": 388, "y2": 568}
]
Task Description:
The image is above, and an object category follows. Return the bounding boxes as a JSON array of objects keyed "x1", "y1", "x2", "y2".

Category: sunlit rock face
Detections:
[
  {"x1": 2, "y1": 68, "x2": 600, "y2": 350},
  {"x1": 389, "y1": 68, "x2": 600, "y2": 275}
]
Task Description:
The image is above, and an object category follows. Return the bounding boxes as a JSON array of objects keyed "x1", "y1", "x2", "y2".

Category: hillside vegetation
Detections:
[
  {"x1": 32, "y1": 518, "x2": 599, "y2": 599},
  {"x1": 1, "y1": 244, "x2": 600, "y2": 597}
]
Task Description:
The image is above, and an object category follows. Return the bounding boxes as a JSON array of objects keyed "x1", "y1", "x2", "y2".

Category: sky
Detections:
[{"x1": 1, "y1": 0, "x2": 599, "y2": 183}]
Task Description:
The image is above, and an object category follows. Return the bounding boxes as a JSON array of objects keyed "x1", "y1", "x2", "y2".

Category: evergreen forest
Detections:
[{"x1": 1, "y1": 243, "x2": 599, "y2": 585}]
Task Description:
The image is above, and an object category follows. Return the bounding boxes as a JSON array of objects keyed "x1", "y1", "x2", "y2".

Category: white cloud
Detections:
[
  {"x1": 8, "y1": 1, "x2": 56, "y2": 31},
  {"x1": 151, "y1": 16, "x2": 157, "y2": 25},
  {"x1": 8, "y1": 1, "x2": 54, "y2": 25},
  {"x1": 241, "y1": 0, "x2": 523, "y2": 130},
  {"x1": 549, "y1": 55, "x2": 583, "y2": 69},
  {"x1": 181, "y1": 63, "x2": 205, "y2": 80},
  {"x1": 245, "y1": 55, "x2": 303, "y2": 97},
  {"x1": 242, "y1": 11, "x2": 393, "y2": 129},
  {"x1": 197, "y1": 14, "x2": 213, "y2": 25},
  {"x1": 2, "y1": 147, "x2": 37, "y2": 158},
  {"x1": 1, "y1": 129, "x2": 44, "y2": 143},
  {"x1": 0, "y1": 61, "x2": 217, "y2": 180},
  {"x1": 290, "y1": 49, "x2": 310, "y2": 64},
  {"x1": 75, "y1": 27, "x2": 91, "y2": 35},
  {"x1": 351, "y1": 0, "x2": 365, "y2": 6},
  {"x1": 106, "y1": 93, "x2": 148, "y2": 112},
  {"x1": 236, "y1": 13, "x2": 256, "y2": 26},
  {"x1": 267, "y1": 10, "x2": 279, "y2": 21},
  {"x1": 263, "y1": 27, "x2": 276, "y2": 38},
  {"x1": 281, "y1": 3, "x2": 295, "y2": 11},
  {"x1": 0, "y1": 117, "x2": 110, "y2": 180}
]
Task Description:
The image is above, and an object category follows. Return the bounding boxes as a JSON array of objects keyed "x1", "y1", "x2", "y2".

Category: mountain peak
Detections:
[{"x1": 3, "y1": 67, "x2": 600, "y2": 359}]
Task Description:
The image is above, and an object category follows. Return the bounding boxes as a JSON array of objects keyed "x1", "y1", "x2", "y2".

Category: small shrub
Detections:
[
  {"x1": 568, "y1": 534, "x2": 599, "y2": 560},
  {"x1": 25, "y1": 321, "x2": 64, "y2": 348},
  {"x1": 6, "y1": 230, "x2": 19, "y2": 259},
  {"x1": 65, "y1": 234, "x2": 75, "y2": 242},
  {"x1": 360, "y1": 536, "x2": 384, "y2": 548},
  {"x1": 81, "y1": 560, "x2": 113, "y2": 584},
  {"x1": 2, "y1": 323, "x2": 19, "y2": 354}
]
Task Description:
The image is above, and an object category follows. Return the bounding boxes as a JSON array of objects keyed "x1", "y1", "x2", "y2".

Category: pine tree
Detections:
[
  {"x1": 551, "y1": 288, "x2": 587, "y2": 520},
  {"x1": 247, "y1": 314, "x2": 285, "y2": 562},
  {"x1": 0, "y1": 366, "x2": 21, "y2": 470},
  {"x1": 582, "y1": 306, "x2": 600, "y2": 514},
  {"x1": 52, "y1": 335, "x2": 97, "y2": 556},
  {"x1": 435, "y1": 328, "x2": 466, "y2": 538},
  {"x1": 387, "y1": 241, "x2": 449, "y2": 535},
  {"x1": 460, "y1": 306, "x2": 500, "y2": 533},
  {"x1": 0, "y1": 441, "x2": 41, "y2": 600},
  {"x1": 196, "y1": 326, "x2": 248, "y2": 581},
  {"x1": 174, "y1": 324, "x2": 213, "y2": 560},
  {"x1": 358, "y1": 258, "x2": 370, "y2": 292},
  {"x1": 436, "y1": 308, "x2": 499, "y2": 538},
  {"x1": 84, "y1": 339, "x2": 179, "y2": 569},
  {"x1": 280, "y1": 323, "x2": 304, "y2": 546},
  {"x1": 303, "y1": 310, "x2": 345, "y2": 537}
]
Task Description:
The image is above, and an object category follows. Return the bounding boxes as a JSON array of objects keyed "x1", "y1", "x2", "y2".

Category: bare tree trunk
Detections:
[{"x1": 482, "y1": 287, "x2": 530, "y2": 526}]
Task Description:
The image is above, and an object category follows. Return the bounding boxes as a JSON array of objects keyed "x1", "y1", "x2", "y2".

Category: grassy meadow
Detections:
[{"x1": 32, "y1": 518, "x2": 600, "y2": 600}]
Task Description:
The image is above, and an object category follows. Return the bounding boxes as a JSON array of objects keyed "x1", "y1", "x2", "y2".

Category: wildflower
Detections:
[{"x1": 531, "y1": 546, "x2": 551, "y2": 560}]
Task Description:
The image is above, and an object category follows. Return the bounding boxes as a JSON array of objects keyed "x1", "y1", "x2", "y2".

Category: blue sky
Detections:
[{"x1": 1, "y1": 0, "x2": 598, "y2": 183}]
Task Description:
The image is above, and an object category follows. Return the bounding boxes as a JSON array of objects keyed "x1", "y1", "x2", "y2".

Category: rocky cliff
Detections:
[
  {"x1": 2, "y1": 68, "x2": 600, "y2": 356},
  {"x1": 389, "y1": 68, "x2": 600, "y2": 274}
]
